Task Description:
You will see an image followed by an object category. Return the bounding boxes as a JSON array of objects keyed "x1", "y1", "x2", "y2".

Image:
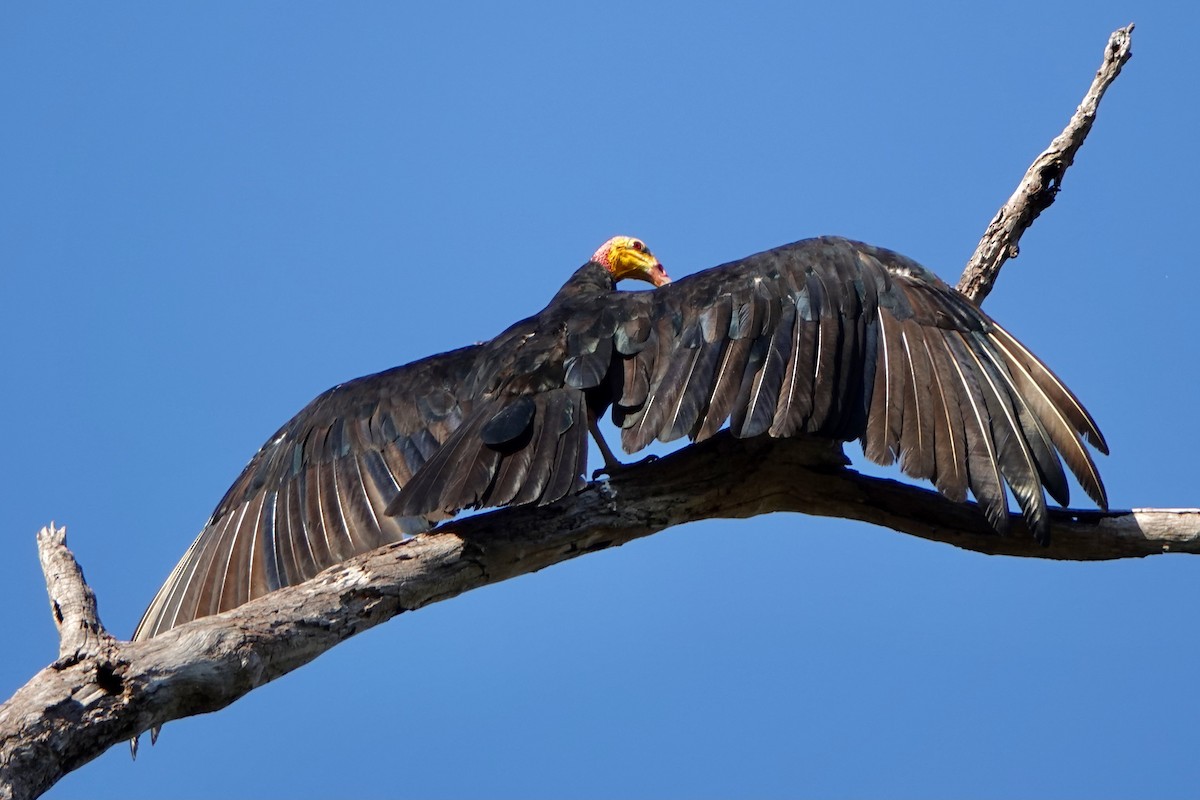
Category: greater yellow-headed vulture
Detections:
[{"x1": 133, "y1": 235, "x2": 1107, "y2": 640}]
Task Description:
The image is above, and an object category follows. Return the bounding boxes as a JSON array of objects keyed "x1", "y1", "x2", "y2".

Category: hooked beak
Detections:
[
  {"x1": 648, "y1": 261, "x2": 670, "y2": 287},
  {"x1": 604, "y1": 237, "x2": 671, "y2": 287}
]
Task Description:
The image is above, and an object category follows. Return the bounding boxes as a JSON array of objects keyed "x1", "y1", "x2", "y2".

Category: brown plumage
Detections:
[{"x1": 133, "y1": 235, "x2": 1107, "y2": 640}]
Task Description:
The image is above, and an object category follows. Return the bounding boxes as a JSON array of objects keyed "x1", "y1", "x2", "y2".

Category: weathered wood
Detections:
[
  {"x1": 3, "y1": 432, "x2": 1199, "y2": 799},
  {"x1": 36, "y1": 524, "x2": 114, "y2": 661},
  {"x1": 958, "y1": 23, "x2": 1134, "y2": 304}
]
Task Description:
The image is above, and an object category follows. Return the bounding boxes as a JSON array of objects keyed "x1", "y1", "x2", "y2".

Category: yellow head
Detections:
[{"x1": 591, "y1": 236, "x2": 670, "y2": 287}]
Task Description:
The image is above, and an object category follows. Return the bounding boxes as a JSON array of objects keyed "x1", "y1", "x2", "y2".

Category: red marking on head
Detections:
[
  {"x1": 591, "y1": 236, "x2": 623, "y2": 269},
  {"x1": 591, "y1": 235, "x2": 667, "y2": 286}
]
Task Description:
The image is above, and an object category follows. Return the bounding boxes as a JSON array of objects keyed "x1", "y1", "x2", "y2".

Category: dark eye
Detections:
[{"x1": 632, "y1": 240, "x2": 645, "y2": 252}]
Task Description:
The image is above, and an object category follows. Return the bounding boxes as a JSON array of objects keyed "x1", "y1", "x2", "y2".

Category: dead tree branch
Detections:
[
  {"x1": 37, "y1": 524, "x2": 115, "y2": 662},
  {"x1": 0, "y1": 24, "x2": 1150, "y2": 800},
  {"x1": 958, "y1": 23, "x2": 1134, "y2": 304},
  {"x1": 4, "y1": 434, "x2": 1197, "y2": 799}
]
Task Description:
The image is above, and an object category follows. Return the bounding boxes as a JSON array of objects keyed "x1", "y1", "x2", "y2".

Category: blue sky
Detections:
[{"x1": 3, "y1": 3, "x2": 1198, "y2": 798}]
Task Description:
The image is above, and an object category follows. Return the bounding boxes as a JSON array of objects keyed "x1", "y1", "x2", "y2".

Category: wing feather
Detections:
[
  {"x1": 694, "y1": 335, "x2": 752, "y2": 442},
  {"x1": 769, "y1": 287, "x2": 819, "y2": 438},
  {"x1": 134, "y1": 346, "x2": 483, "y2": 639},
  {"x1": 941, "y1": 333, "x2": 1010, "y2": 533},
  {"x1": 920, "y1": 337, "x2": 969, "y2": 503},
  {"x1": 862, "y1": 308, "x2": 896, "y2": 464},
  {"x1": 897, "y1": 323, "x2": 935, "y2": 481},
  {"x1": 988, "y1": 326, "x2": 1107, "y2": 508},
  {"x1": 734, "y1": 294, "x2": 792, "y2": 438},
  {"x1": 958, "y1": 332, "x2": 1048, "y2": 537}
]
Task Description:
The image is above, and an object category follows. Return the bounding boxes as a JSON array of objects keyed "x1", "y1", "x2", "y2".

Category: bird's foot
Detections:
[{"x1": 592, "y1": 454, "x2": 659, "y2": 481}]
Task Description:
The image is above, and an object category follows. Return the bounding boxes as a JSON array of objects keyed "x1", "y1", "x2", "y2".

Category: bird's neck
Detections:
[{"x1": 548, "y1": 262, "x2": 616, "y2": 305}]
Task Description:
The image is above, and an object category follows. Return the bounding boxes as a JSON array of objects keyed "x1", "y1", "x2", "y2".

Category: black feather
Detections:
[
  {"x1": 511, "y1": 389, "x2": 572, "y2": 506},
  {"x1": 481, "y1": 396, "x2": 537, "y2": 446},
  {"x1": 942, "y1": 333, "x2": 1009, "y2": 533},
  {"x1": 917, "y1": 336, "x2": 969, "y2": 504},
  {"x1": 543, "y1": 390, "x2": 587, "y2": 504},
  {"x1": 770, "y1": 291, "x2": 819, "y2": 438}
]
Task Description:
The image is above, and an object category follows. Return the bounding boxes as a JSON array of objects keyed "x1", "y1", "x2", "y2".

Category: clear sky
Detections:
[{"x1": 3, "y1": 3, "x2": 1198, "y2": 798}]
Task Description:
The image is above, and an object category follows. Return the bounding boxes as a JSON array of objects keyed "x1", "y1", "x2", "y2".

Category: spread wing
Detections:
[
  {"x1": 133, "y1": 345, "x2": 484, "y2": 640},
  {"x1": 390, "y1": 236, "x2": 1106, "y2": 540},
  {"x1": 137, "y1": 236, "x2": 1108, "y2": 639},
  {"x1": 602, "y1": 236, "x2": 1108, "y2": 536}
]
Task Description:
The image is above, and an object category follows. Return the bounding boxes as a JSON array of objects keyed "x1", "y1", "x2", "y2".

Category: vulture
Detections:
[{"x1": 133, "y1": 235, "x2": 1107, "y2": 640}]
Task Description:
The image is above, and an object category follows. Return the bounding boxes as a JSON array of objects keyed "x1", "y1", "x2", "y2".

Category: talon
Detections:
[{"x1": 592, "y1": 453, "x2": 659, "y2": 481}]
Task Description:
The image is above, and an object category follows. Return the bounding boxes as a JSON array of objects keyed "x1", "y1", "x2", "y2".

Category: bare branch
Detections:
[
  {"x1": 3, "y1": 434, "x2": 1199, "y2": 798},
  {"x1": 958, "y1": 23, "x2": 1134, "y2": 303},
  {"x1": 36, "y1": 524, "x2": 115, "y2": 662}
]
